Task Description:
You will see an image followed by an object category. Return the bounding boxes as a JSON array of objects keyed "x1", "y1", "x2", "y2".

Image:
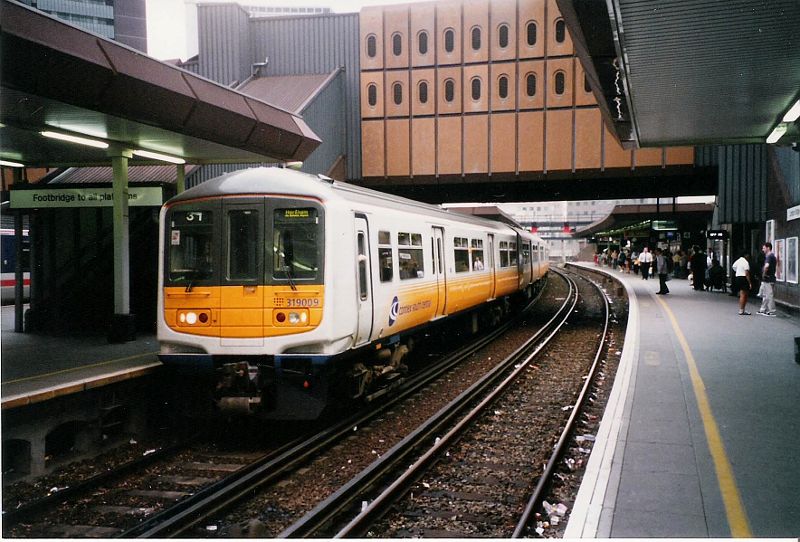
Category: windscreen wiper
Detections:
[{"x1": 284, "y1": 265, "x2": 298, "y2": 291}]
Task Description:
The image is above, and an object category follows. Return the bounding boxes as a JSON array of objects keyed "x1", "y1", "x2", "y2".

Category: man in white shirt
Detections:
[{"x1": 731, "y1": 252, "x2": 753, "y2": 315}]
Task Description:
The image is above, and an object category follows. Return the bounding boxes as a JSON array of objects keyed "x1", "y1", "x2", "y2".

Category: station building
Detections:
[{"x1": 2, "y1": 0, "x2": 799, "y2": 339}]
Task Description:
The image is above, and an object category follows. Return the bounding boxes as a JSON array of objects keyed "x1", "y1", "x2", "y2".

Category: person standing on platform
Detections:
[
  {"x1": 690, "y1": 245, "x2": 707, "y2": 291},
  {"x1": 732, "y1": 251, "x2": 753, "y2": 315},
  {"x1": 655, "y1": 247, "x2": 670, "y2": 295},
  {"x1": 640, "y1": 247, "x2": 653, "y2": 280},
  {"x1": 758, "y1": 242, "x2": 777, "y2": 316}
]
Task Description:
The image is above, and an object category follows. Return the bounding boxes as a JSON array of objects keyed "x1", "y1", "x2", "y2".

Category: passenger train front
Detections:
[{"x1": 158, "y1": 168, "x2": 548, "y2": 419}]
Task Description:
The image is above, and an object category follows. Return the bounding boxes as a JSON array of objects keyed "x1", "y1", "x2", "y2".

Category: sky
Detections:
[{"x1": 146, "y1": 0, "x2": 430, "y2": 61}]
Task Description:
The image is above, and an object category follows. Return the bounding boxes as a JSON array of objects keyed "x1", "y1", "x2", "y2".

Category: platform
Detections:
[
  {"x1": 565, "y1": 262, "x2": 800, "y2": 538},
  {"x1": 0, "y1": 305, "x2": 161, "y2": 409}
]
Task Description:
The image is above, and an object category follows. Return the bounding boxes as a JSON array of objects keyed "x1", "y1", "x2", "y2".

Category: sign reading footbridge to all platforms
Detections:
[{"x1": 10, "y1": 187, "x2": 163, "y2": 208}]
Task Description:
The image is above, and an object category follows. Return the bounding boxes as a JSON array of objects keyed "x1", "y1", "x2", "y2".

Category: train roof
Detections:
[{"x1": 165, "y1": 167, "x2": 519, "y2": 232}]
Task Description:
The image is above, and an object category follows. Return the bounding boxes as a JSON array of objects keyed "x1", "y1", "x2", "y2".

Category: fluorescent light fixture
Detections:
[
  {"x1": 284, "y1": 161, "x2": 303, "y2": 170},
  {"x1": 132, "y1": 149, "x2": 186, "y2": 164},
  {"x1": 783, "y1": 99, "x2": 800, "y2": 123},
  {"x1": 0, "y1": 159, "x2": 24, "y2": 167},
  {"x1": 766, "y1": 123, "x2": 787, "y2": 144},
  {"x1": 41, "y1": 130, "x2": 109, "y2": 149}
]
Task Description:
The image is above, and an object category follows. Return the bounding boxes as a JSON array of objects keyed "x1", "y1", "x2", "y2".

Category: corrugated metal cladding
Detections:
[
  {"x1": 773, "y1": 147, "x2": 800, "y2": 207},
  {"x1": 694, "y1": 146, "x2": 718, "y2": 168},
  {"x1": 717, "y1": 145, "x2": 767, "y2": 224},
  {"x1": 300, "y1": 71, "x2": 346, "y2": 177},
  {"x1": 47, "y1": 165, "x2": 197, "y2": 185},
  {"x1": 197, "y1": 4, "x2": 252, "y2": 86},
  {"x1": 187, "y1": 163, "x2": 274, "y2": 188},
  {"x1": 250, "y1": 14, "x2": 361, "y2": 179}
]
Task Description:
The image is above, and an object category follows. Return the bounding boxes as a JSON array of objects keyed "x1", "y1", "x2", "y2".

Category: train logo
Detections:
[{"x1": 389, "y1": 296, "x2": 399, "y2": 326}]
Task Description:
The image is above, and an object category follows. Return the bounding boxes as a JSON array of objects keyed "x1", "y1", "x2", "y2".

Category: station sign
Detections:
[
  {"x1": 10, "y1": 187, "x2": 163, "y2": 208},
  {"x1": 706, "y1": 229, "x2": 728, "y2": 240},
  {"x1": 788, "y1": 204, "x2": 800, "y2": 222}
]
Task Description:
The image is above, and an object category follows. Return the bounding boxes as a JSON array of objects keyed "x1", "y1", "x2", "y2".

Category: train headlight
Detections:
[
  {"x1": 177, "y1": 309, "x2": 211, "y2": 326},
  {"x1": 275, "y1": 309, "x2": 308, "y2": 326},
  {"x1": 288, "y1": 312, "x2": 301, "y2": 324}
]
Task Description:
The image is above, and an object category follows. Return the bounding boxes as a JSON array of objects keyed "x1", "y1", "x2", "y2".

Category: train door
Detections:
[
  {"x1": 487, "y1": 234, "x2": 496, "y2": 299},
  {"x1": 354, "y1": 215, "x2": 374, "y2": 346},
  {"x1": 221, "y1": 200, "x2": 264, "y2": 346},
  {"x1": 432, "y1": 226, "x2": 447, "y2": 317}
]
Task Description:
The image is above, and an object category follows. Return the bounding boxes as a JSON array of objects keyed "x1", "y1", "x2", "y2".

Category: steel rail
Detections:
[
  {"x1": 512, "y1": 269, "x2": 611, "y2": 537},
  {"x1": 126, "y1": 278, "x2": 548, "y2": 538},
  {"x1": 280, "y1": 270, "x2": 576, "y2": 538}
]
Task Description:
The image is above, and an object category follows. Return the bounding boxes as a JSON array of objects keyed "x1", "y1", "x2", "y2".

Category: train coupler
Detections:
[{"x1": 215, "y1": 361, "x2": 265, "y2": 415}]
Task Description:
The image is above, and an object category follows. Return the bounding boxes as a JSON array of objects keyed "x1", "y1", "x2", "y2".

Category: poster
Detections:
[
  {"x1": 787, "y1": 237, "x2": 798, "y2": 284},
  {"x1": 765, "y1": 220, "x2": 775, "y2": 244},
  {"x1": 775, "y1": 238, "x2": 785, "y2": 282}
]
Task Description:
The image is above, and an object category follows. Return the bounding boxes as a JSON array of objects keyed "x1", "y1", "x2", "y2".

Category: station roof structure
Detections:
[
  {"x1": 576, "y1": 202, "x2": 714, "y2": 238},
  {"x1": 558, "y1": 0, "x2": 800, "y2": 148},
  {"x1": 0, "y1": 0, "x2": 321, "y2": 169}
]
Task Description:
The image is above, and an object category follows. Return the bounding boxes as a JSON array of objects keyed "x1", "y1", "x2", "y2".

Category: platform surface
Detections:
[
  {"x1": 566, "y1": 263, "x2": 800, "y2": 538},
  {"x1": 1, "y1": 305, "x2": 160, "y2": 408}
]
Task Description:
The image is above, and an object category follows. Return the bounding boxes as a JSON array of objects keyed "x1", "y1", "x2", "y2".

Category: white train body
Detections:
[{"x1": 157, "y1": 168, "x2": 548, "y2": 417}]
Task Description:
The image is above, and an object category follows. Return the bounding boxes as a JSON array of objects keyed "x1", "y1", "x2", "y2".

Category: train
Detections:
[
  {"x1": 1, "y1": 228, "x2": 30, "y2": 304},
  {"x1": 157, "y1": 168, "x2": 549, "y2": 419}
]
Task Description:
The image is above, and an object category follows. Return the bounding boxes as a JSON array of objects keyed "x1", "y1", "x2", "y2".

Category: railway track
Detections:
[
  {"x1": 281, "y1": 268, "x2": 606, "y2": 537},
  {"x1": 2, "y1": 275, "x2": 561, "y2": 538}
]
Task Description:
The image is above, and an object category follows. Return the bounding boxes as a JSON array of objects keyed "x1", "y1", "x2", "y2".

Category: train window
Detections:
[
  {"x1": 357, "y1": 232, "x2": 368, "y2": 300},
  {"x1": 471, "y1": 239, "x2": 484, "y2": 271},
  {"x1": 498, "y1": 24, "x2": 509, "y2": 48},
  {"x1": 418, "y1": 31, "x2": 428, "y2": 55},
  {"x1": 273, "y1": 208, "x2": 319, "y2": 281},
  {"x1": 499, "y1": 241, "x2": 509, "y2": 268},
  {"x1": 471, "y1": 26, "x2": 481, "y2": 51},
  {"x1": 510, "y1": 241, "x2": 518, "y2": 266},
  {"x1": 498, "y1": 75, "x2": 509, "y2": 99},
  {"x1": 379, "y1": 230, "x2": 393, "y2": 282},
  {"x1": 392, "y1": 33, "x2": 402, "y2": 56},
  {"x1": 521, "y1": 242, "x2": 531, "y2": 265},
  {"x1": 554, "y1": 71, "x2": 565, "y2": 95},
  {"x1": 227, "y1": 210, "x2": 259, "y2": 280},
  {"x1": 444, "y1": 28, "x2": 455, "y2": 53},
  {"x1": 454, "y1": 236, "x2": 469, "y2": 273},
  {"x1": 526, "y1": 21, "x2": 537, "y2": 47},
  {"x1": 398, "y1": 232, "x2": 424, "y2": 279},
  {"x1": 555, "y1": 19, "x2": 566, "y2": 43},
  {"x1": 168, "y1": 210, "x2": 215, "y2": 284},
  {"x1": 366, "y1": 35, "x2": 377, "y2": 58}
]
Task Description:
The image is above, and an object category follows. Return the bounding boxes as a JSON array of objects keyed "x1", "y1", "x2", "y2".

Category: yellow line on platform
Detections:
[
  {"x1": 2, "y1": 352, "x2": 159, "y2": 385},
  {"x1": 654, "y1": 295, "x2": 752, "y2": 537}
]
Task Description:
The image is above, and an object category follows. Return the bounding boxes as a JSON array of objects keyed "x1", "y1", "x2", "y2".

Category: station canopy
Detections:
[
  {"x1": 576, "y1": 203, "x2": 714, "y2": 239},
  {"x1": 0, "y1": 0, "x2": 321, "y2": 169},
  {"x1": 558, "y1": 0, "x2": 800, "y2": 148}
]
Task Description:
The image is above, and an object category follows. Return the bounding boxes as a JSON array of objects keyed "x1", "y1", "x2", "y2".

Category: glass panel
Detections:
[
  {"x1": 471, "y1": 26, "x2": 481, "y2": 50},
  {"x1": 393, "y1": 82, "x2": 403, "y2": 105},
  {"x1": 526, "y1": 73, "x2": 536, "y2": 97},
  {"x1": 368, "y1": 84, "x2": 377, "y2": 107},
  {"x1": 555, "y1": 71, "x2": 565, "y2": 95},
  {"x1": 358, "y1": 232, "x2": 368, "y2": 300},
  {"x1": 227, "y1": 210, "x2": 259, "y2": 280},
  {"x1": 399, "y1": 248, "x2": 424, "y2": 279},
  {"x1": 168, "y1": 210, "x2": 214, "y2": 284},
  {"x1": 471, "y1": 78, "x2": 481, "y2": 101},
  {"x1": 445, "y1": 79, "x2": 455, "y2": 102},
  {"x1": 498, "y1": 75, "x2": 508, "y2": 99},
  {"x1": 455, "y1": 248, "x2": 469, "y2": 272},
  {"x1": 379, "y1": 247, "x2": 393, "y2": 282},
  {"x1": 379, "y1": 230, "x2": 391, "y2": 244},
  {"x1": 444, "y1": 29, "x2": 454, "y2": 52},
  {"x1": 419, "y1": 81, "x2": 428, "y2": 104},
  {"x1": 273, "y1": 208, "x2": 319, "y2": 280},
  {"x1": 498, "y1": 24, "x2": 509, "y2": 48},
  {"x1": 526, "y1": 21, "x2": 537, "y2": 46},
  {"x1": 555, "y1": 19, "x2": 565, "y2": 43},
  {"x1": 418, "y1": 31, "x2": 428, "y2": 54},
  {"x1": 393, "y1": 33, "x2": 402, "y2": 56},
  {"x1": 367, "y1": 35, "x2": 376, "y2": 57},
  {"x1": 411, "y1": 233, "x2": 423, "y2": 246}
]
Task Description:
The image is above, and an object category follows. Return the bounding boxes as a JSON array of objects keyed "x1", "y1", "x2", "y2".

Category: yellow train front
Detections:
[{"x1": 158, "y1": 168, "x2": 548, "y2": 419}]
